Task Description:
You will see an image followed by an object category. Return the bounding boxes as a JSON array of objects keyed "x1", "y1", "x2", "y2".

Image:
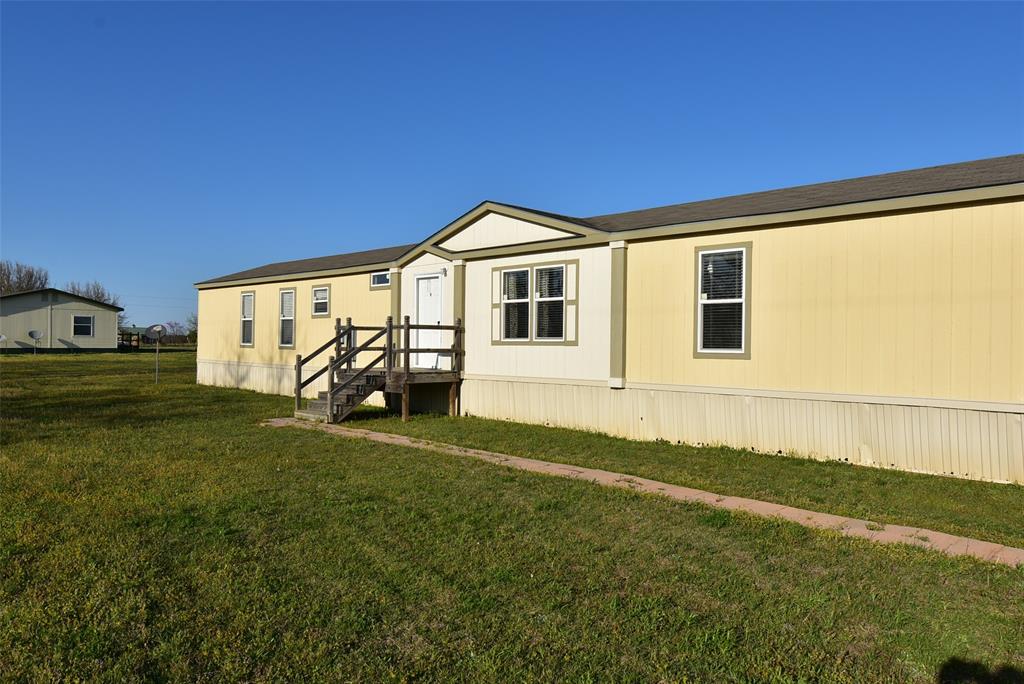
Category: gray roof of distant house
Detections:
[
  {"x1": 198, "y1": 154, "x2": 1023, "y2": 286},
  {"x1": 197, "y1": 243, "x2": 417, "y2": 285},
  {"x1": 0, "y1": 287, "x2": 125, "y2": 311}
]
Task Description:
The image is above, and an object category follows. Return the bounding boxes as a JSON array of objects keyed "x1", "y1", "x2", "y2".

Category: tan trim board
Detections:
[
  {"x1": 390, "y1": 270, "x2": 402, "y2": 322},
  {"x1": 623, "y1": 381, "x2": 1024, "y2": 414},
  {"x1": 462, "y1": 373, "x2": 608, "y2": 387},
  {"x1": 463, "y1": 374, "x2": 1024, "y2": 412},
  {"x1": 609, "y1": 242, "x2": 627, "y2": 384}
]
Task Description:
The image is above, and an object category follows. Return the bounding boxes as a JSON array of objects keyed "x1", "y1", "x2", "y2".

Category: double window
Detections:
[
  {"x1": 279, "y1": 289, "x2": 295, "y2": 347},
  {"x1": 501, "y1": 264, "x2": 565, "y2": 341},
  {"x1": 240, "y1": 292, "x2": 254, "y2": 346},
  {"x1": 312, "y1": 286, "x2": 330, "y2": 316},
  {"x1": 73, "y1": 315, "x2": 94, "y2": 337},
  {"x1": 696, "y1": 246, "x2": 747, "y2": 354}
]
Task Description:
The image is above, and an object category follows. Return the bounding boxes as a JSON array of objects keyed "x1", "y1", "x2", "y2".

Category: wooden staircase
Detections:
[
  {"x1": 293, "y1": 315, "x2": 463, "y2": 424},
  {"x1": 295, "y1": 369, "x2": 387, "y2": 423}
]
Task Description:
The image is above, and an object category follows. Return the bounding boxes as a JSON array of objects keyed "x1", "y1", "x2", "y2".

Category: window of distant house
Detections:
[
  {"x1": 534, "y1": 265, "x2": 565, "y2": 341},
  {"x1": 73, "y1": 315, "x2": 94, "y2": 337},
  {"x1": 240, "y1": 292, "x2": 254, "y2": 346},
  {"x1": 370, "y1": 272, "x2": 391, "y2": 288},
  {"x1": 312, "y1": 286, "x2": 330, "y2": 317},
  {"x1": 696, "y1": 246, "x2": 747, "y2": 354},
  {"x1": 501, "y1": 269, "x2": 530, "y2": 340},
  {"x1": 279, "y1": 289, "x2": 295, "y2": 347}
]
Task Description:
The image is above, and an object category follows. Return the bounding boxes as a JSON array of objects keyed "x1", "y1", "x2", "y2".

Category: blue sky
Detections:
[{"x1": 2, "y1": 2, "x2": 1022, "y2": 325}]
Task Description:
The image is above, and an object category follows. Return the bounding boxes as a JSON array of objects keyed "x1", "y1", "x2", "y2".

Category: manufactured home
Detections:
[
  {"x1": 0, "y1": 288, "x2": 123, "y2": 352},
  {"x1": 196, "y1": 155, "x2": 1024, "y2": 483}
]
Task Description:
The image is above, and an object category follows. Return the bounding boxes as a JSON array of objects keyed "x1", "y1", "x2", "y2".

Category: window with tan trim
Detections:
[
  {"x1": 697, "y1": 247, "x2": 746, "y2": 354},
  {"x1": 240, "y1": 292, "x2": 254, "y2": 346}
]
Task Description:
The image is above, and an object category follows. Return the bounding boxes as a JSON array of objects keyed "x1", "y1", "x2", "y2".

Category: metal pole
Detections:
[{"x1": 155, "y1": 338, "x2": 159, "y2": 384}]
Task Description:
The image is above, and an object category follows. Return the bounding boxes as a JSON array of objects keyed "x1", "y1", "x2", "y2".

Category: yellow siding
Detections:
[
  {"x1": 625, "y1": 198, "x2": 1024, "y2": 404},
  {"x1": 197, "y1": 272, "x2": 391, "y2": 368}
]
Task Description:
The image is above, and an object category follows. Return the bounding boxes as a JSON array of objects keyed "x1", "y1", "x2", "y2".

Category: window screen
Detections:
[
  {"x1": 312, "y1": 287, "x2": 329, "y2": 315},
  {"x1": 535, "y1": 265, "x2": 564, "y2": 340},
  {"x1": 698, "y1": 248, "x2": 745, "y2": 353},
  {"x1": 73, "y1": 315, "x2": 93, "y2": 336},
  {"x1": 279, "y1": 290, "x2": 295, "y2": 347},
  {"x1": 241, "y1": 293, "x2": 254, "y2": 345},
  {"x1": 502, "y1": 269, "x2": 529, "y2": 340}
]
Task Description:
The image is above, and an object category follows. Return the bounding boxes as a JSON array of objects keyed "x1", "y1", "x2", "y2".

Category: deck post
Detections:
[
  {"x1": 345, "y1": 317, "x2": 354, "y2": 371},
  {"x1": 334, "y1": 317, "x2": 342, "y2": 362},
  {"x1": 294, "y1": 353, "x2": 302, "y2": 411},
  {"x1": 401, "y1": 384, "x2": 410, "y2": 422},
  {"x1": 448, "y1": 382, "x2": 457, "y2": 417},
  {"x1": 403, "y1": 315, "x2": 411, "y2": 377},
  {"x1": 385, "y1": 316, "x2": 394, "y2": 374},
  {"x1": 326, "y1": 355, "x2": 335, "y2": 422}
]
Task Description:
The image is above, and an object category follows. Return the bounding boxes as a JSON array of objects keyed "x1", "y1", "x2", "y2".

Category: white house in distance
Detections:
[{"x1": 0, "y1": 288, "x2": 123, "y2": 352}]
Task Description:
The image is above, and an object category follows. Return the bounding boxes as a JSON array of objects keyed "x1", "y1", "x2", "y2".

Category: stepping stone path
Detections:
[{"x1": 264, "y1": 417, "x2": 1024, "y2": 568}]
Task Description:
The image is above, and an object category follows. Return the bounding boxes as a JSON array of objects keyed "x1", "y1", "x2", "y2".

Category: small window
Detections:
[
  {"x1": 312, "y1": 286, "x2": 329, "y2": 316},
  {"x1": 501, "y1": 269, "x2": 529, "y2": 340},
  {"x1": 534, "y1": 265, "x2": 565, "y2": 340},
  {"x1": 240, "y1": 292, "x2": 254, "y2": 346},
  {"x1": 279, "y1": 289, "x2": 295, "y2": 347},
  {"x1": 697, "y1": 247, "x2": 746, "y2": 353},
  {"x1": 370, "y1": 271, "x2": 391, "y2": 288},
  {"x1": 73, "y1": 315, "x2": 94, "y2": 337}
]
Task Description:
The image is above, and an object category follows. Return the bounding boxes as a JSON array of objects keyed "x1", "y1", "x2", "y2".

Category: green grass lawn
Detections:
[
  {"x1": 1, "y1": 353, "x2": 1022, "y2": 682},
  {"x1": 352, "y1": 411, "x2": 1024, "y2": 551}
]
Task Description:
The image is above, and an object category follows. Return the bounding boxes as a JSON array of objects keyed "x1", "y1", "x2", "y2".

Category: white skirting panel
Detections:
[
  {"x1": 196, "y1": 358, "x2": 384, "y2": 406},
  {"x1": 460, "y1": 379, "x2": 1024, "y2": 484}
]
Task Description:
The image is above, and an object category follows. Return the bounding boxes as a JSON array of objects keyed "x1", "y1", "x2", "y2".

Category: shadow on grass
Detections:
[{"x1": 937, "y1": 658, "x2": 1024, "y2": 683}]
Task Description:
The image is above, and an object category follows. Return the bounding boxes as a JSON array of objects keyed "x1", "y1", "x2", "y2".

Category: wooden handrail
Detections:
[
  {"x1": 302, "y1": 323, "x2": 352, "y2": 366},
  {"x1": 333, "y1": 327, "x2": 386, "y2": 370},
  {"x1": 296, "y1": 316, "x2": 466, "y2": 412}
]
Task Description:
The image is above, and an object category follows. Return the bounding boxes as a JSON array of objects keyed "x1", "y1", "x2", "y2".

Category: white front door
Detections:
[{"x1": 414, "y1": 275, "x2": 442, "y2": 368}]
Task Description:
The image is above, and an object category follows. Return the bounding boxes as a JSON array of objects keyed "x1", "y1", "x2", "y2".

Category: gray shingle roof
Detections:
[
  {"x1": 580, "y1": 154, "x2": 1024, "y2": 232},
  {"x1": 196, "y1": 243, "x2": 416, "y2": 286},
  {"x1": 197, "y1": 154, "x2": 1022, "y2": 286}
]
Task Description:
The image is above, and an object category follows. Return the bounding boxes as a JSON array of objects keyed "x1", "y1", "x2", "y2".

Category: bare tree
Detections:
[
  {"x1": 185, "y1": 312, "x2": 198, "y2": 344},
  {"x1": 0, "y1": 260, "x2": 50, "y2": 295},
  {"x1": 65, "y1": 280, "x2": 125, "y2": 327}
]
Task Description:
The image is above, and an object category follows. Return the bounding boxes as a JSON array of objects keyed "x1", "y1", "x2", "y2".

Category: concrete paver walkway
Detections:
[{"x1": 265, "y1": 417, "x2": 1024, "y2": 568}]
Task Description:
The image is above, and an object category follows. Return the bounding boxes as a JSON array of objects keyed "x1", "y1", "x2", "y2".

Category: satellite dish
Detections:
[
  {"x1": 144, "y1": 324, "x2": 166, "y2": 343},
  {"x1": 28, "y1": 330, "x2": 44, "y2": 341}
]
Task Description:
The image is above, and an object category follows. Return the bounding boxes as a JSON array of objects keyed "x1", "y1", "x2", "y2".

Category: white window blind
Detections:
[
  {"x1": 698, "y1": 248, "x2": 745, "y2": 353},
  {"x1": 502, "y1": 269, "x2": 529, "y2": 340},
  {"x1": 534, "y1": 265, "x2": 564, "y2": 340},
  {"x1": 312, "y1": 287, "x2": 329, "y2": 315},
  {"x1": 241, "y1": 293, "x2": 254, "y2": 345},
  {"x1": 279, "y1": 290, "x2": 295, "y2": 347}
]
